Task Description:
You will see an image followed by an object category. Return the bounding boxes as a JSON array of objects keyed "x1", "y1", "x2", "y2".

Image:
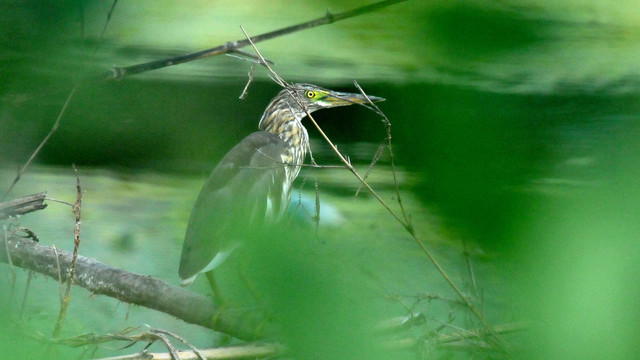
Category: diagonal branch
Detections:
[
  {"x1": 1, "y1": 87, "x2": 77, "y2": 202},
  {"x1": 96, "y1": 0, "x2": 406, "y2": 81},
  {"x1": 53, "y1": 165, "x2": 84, "y2": 337},
  {"x1": 0, "y1": 235, "x2": 270, "y2": 341}
]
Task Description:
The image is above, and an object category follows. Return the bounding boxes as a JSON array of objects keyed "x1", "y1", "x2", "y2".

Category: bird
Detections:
[{"x1": 178, "y1": 83, "x2": 384, "y2": 299}]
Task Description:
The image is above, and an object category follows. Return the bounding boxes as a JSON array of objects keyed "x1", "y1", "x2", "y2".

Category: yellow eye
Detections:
[{"x1": 305, "y1": 90, "x2": 315, "y2": 98}]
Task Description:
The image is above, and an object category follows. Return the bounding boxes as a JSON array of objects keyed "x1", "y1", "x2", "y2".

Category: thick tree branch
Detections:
[
  {"x1": 96, "y1": 0, "x2": 406, "y2": 81},
  {"x1": 0, "y1": 235, "x2": 269, "y2": 341}
]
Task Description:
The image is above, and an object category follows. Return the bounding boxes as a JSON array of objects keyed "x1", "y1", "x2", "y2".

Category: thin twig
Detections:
[
  {"x1": 239, "y1": 64, "x2": 256, "y2": 99},
  {"x1": 92, "y1": 343, "x2": 283, "y2": 360},
  {"x1": 288, "y1": 177, "x2": 308, "y2": 226},
  {"x1": 145, "y1": 331, "x2": 179, "y2": 360},
  {"x1": 1, "y1": 87, "x2": 77, "y2": 202},
  {"x1": 43, "y1": 197, "x2": 75, "y2": 207},
  {"x1": 10, "y1": 227, "x2": 40, "y2": 242},
  {"x1": 355, "y1": 139, "x2": 386, "y2": 197},
  {"x1": 353, "y1": 80, "x2": 413, "y2": 230},
  {"x1": 149, "y1": 328, "x2": 206, "y2": 360},
  {"x1": 53, "y1": 165, "x2": 84, "y2": 337},
  {"x1": 34, "y1": 325, "x2": 282, "y2": 360},
  {"x1": 52, "y1": 245, "x2": 63, "y2": 301},
  {"x1": 239, "y1": 26, "x2": 287, "y2": 88},
  {"x1": 93, "y1": 0, "x2": 120, "y2": 56},
  {"x1": 226, "y1": 49, "x2": 274, "y2": 65}
]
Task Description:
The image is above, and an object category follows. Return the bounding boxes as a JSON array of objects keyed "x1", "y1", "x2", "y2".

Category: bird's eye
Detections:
[{"x1": 305, "y1": 91, "x2": 315, "y2": 98}]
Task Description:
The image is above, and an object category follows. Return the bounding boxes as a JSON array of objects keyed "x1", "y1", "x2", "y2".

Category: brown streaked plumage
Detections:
[{"x1": 178, "y1": 83, "x2": 384, "y2": 290}]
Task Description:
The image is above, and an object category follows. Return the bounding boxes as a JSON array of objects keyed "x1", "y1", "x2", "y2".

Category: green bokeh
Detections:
[{"x1": 2, "y1": 0, "x2": 640, "y2": 358}]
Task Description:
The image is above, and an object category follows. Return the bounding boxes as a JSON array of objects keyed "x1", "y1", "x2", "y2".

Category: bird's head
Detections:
[
  {"x1": 259, "y1": 83, "x2": 385, "y2": 130},
  {"x1": 284, "y1": 83, "x2": 385, "y2": 112}
]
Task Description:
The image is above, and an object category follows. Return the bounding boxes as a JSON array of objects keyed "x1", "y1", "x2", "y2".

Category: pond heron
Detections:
[{"x1": 178, "y1": 83, "x2": 384, "y2": 299}]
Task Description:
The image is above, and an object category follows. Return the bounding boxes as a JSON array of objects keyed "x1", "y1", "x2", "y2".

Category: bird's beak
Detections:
[{"x1": 323, "y1": 91, "x2": 385, "y2": 107}]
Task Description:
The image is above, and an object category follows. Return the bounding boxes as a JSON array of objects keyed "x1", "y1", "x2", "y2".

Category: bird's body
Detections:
[{"x1": 179, "y1": 83, "x2": 383, "y2": 287}]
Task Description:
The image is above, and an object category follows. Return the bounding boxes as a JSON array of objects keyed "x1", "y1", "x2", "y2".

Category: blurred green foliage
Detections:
[{"x1": 2, "y1": 0, "x2": 640, "y2": 359}]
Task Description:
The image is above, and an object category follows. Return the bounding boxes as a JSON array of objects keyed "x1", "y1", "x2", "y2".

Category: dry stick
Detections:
[
  {"x1": 355, "y1": 139, "x2": 386, "y2": 197},
  {"x1": 0, "y1": 192, "x2": 48, "y2": 220},
  {"x1": 239, "y1": 26, "x2": 287, "y2": 88},
  {"x1": 98, "y1": 0, "x2": 405, "y2": 82},
  {"x1": 240, "y1": 32, "x2": 501, "y2": 347},
  {"x1": 92, "y1": 0, "x2": 120, "y2": 56},
  {"x1": 52, "y1": 245, "x2": 64, "y2": 303},
  {"x1": 353, "y1": 81, "x2": 412, "y2": 228},
  {"x1": 52, "y1": 165, "x2": 84, "y2": 337},
  {"x1": 239, "y1": 64, "x2": 256, "y2": 100},
  {"x1": 92, "y1": 343, "x2": 282, "y2": 360},
  {"x1": 149, "y1": 328, "x2": 207, "y2": 360},
  {"x1": 1, "y1": 87, "x2": 77, "y2": 202}
]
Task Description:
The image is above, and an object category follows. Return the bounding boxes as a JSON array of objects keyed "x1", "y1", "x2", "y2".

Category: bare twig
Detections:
[
  {"x1": 92, "y1": 0, "x2": 120, "y2": 56},
  {"x1": 91, "y1": 342, "x2": 283, "y2": 360},
  {"x1": 239, "y1": 26, "x2": 287, "y2": 88},
  {"x1": 53, "y1": 165, "x2": 84, "y2": 337},
  {"x1": 239, "y1": 64, "x2": 256, "y2": 99},
  {"x1": 144, "y1": 331, "x2": 179, "y2": 360},
  {"x1": 355, "y1": 139, "x2": 386, "y2": 197},
  {"x1": 43, "y1": 197, "x2": 75, "y2": 207},
  {"x1": 148, "y1": 328, "x2": 207, "y2": 360},
  {"x1": 98, "y1": 0, "x2": 405, "y2": 81},
  {"x1": 353, "y1": 81, "x2": 411, "y2": 227},
  {"x1": 38, "y1": 326, "x2": 220, "y2": 360},
  {"x1": 0, "y1": 192, "x2": 48, "y2": 220},
  {"x1": 53, "y1": 245, "x2": 63, "y2": 302},
  {"x1": 10, "y1": 227, "x2": 40, "y2": 242},
  {"x1": 387, "y1": 322, "x2": 528, "y2": 351},
  {"x1": 1, "y1": 87, "x2": 77, "y2": 202}
]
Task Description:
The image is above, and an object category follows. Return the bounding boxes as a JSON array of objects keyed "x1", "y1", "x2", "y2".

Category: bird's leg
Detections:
[{"x1": 205, "y1": 271, "x2": 226, "y2": 305}]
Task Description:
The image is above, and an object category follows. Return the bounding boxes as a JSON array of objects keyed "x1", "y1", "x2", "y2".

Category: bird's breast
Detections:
[{"x1": 278, "y1": 121, "x2": 308, "y2": 195}]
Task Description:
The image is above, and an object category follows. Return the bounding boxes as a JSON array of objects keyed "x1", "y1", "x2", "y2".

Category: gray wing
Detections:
[{"x1": 179, "y1": 131, "x2": 290, "y2": 282}]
